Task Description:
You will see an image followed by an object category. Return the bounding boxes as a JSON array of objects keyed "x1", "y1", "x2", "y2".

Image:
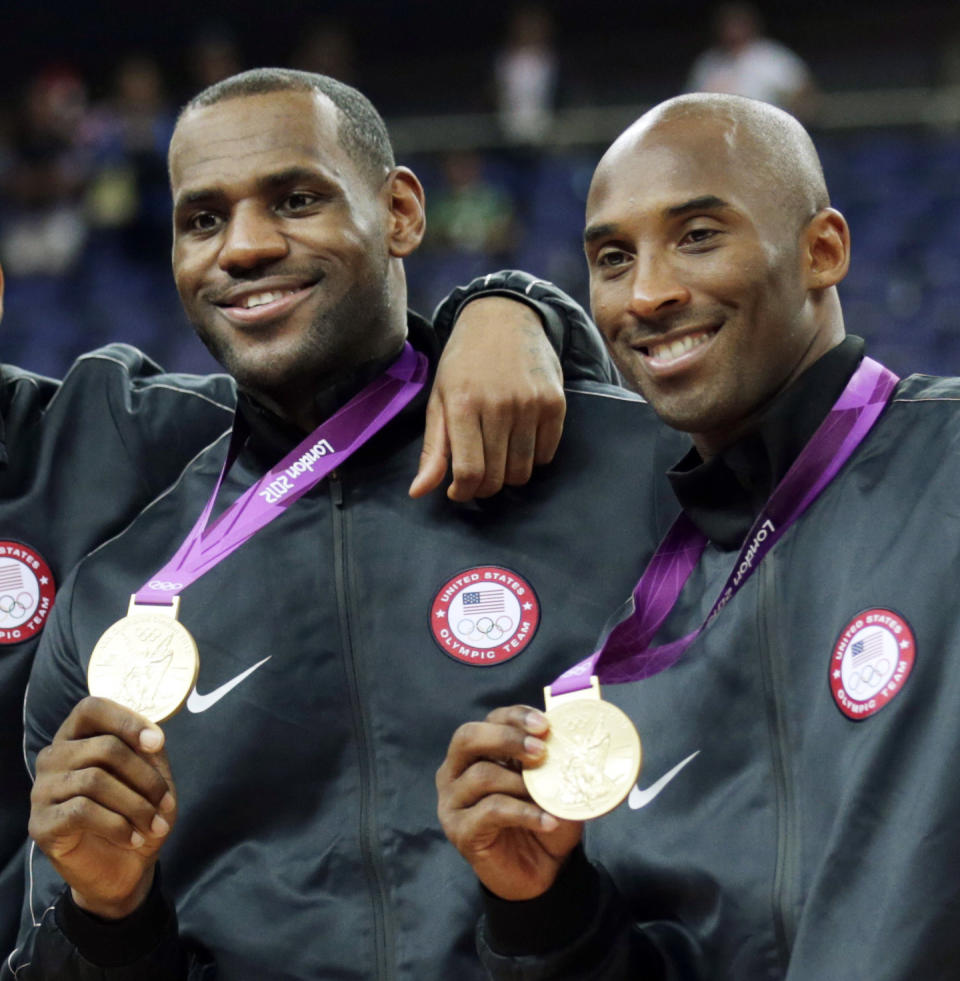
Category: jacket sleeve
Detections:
[
  {"x1": 431, "y1": 270, "x2": 622, "y2": 386},
  {"x1": 477, "y1": 849, "x2": 704, "y2": 980},
  {"x1": 3, "y1": 574, "x2": 210, "y2": 980}
]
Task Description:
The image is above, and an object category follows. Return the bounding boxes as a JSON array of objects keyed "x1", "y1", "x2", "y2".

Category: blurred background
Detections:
[{"x1": 2, "y1": 0, "x2": 958, "y2": 378}]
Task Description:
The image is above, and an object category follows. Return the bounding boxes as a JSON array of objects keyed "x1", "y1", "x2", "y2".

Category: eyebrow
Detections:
[
  {"x1": 174, "y1": 166, "x2": 333, "y2": 211},
  {"x1": 584, "y1": 194, "x2": 733, "y2": 245},
  {"x1": 665, "y1": 195, "x2": 731, "y2": 218}
]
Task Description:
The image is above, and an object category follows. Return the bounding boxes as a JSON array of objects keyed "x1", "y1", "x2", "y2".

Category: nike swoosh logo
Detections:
[
  {"x1": 628, "y1": 750, "x2": 700, "y2": 809},
  {"x1": 186, "y1": 656, "x2": 271, "y2": 714}
]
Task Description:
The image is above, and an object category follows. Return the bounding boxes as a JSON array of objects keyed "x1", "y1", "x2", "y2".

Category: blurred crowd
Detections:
[{"x1": 1, "y1": 4, "x2": 955, "y2": 379}]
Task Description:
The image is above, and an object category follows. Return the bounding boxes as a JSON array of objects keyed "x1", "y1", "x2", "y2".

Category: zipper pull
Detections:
[{"x1": 329, "y1": 469, "x2": 344, "y2": 508}]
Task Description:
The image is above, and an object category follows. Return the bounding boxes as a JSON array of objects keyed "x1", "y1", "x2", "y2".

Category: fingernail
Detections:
[
  {"x1": 139, "y1": 728, "x2": 163, "y2": 751},
  {"x1": 524, "y1": 711, "x2": 548, "y2": 734},
  {"x1": 151, "y1": 814, "x2": 170, "y2": 836},
  {"x1": 130, "y1": 830, "x2": 145, "y2": 848},
  {"x1": 524, "y1": 736, "x2": 547, "y2": 758},
  {"x1": 159, "y1": 792, "x2": 175, "y2": 814},
  {"x1": 540, "y1": 812, "x2": 559, "y2": 831}
]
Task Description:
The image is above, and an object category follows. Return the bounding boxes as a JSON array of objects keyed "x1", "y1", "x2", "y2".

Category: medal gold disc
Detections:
[
  {"x1": 88, "y1": 612, "x2": 199, "y2": 723},
  {"x1": 523, "y1": 697, "x2": 642, "y2": 821}
]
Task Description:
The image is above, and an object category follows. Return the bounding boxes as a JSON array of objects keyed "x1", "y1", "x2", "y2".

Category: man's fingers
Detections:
[
  {"x1": 533, "y1": 398, "x2": 566, "y2": 466},
  {"x1": 56, "y1": 696, "x2": 164, "y2": 756},
  {"x1": 409, "y1": 391, "x2": 450, "y2": 498},
  {"x1": 29, "y1": 793, "x2": 169, "y2": 857},
  {"x1": 440, "y1": 709, "x2": 550, "y2": 781},
  {"x1": 445, "y1": 402, "x2": 488, "y2": 502}
]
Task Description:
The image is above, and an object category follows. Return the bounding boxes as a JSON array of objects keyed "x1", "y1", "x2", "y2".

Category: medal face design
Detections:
[
  {"x1": 88, "y1": 609, "x2": 199, "y2": 723},
  {"x1": 0, "y1": 541, "x2": 56, "y2": 645},
  {"x1": 830, "y1": 608, "x2": 915, "y2": 720},
  {"x1": 524, "y1": 697, "x2": 642, "y2": 821},
  {"x1": 429, "y1": 565, "x2": 540, "y2": 666}
]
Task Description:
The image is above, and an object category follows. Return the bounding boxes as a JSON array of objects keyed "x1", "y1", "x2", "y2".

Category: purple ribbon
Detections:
[
  {"x1": 551, "y1": 357, "x2": 900, "y2": 695},
  {"x1": 135, "y1": 343, "x2": 428, "y2": 606}
]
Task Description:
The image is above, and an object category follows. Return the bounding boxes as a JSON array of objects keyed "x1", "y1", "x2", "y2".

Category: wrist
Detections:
[{"x1": 71, "y1": 866, "x2": 156, "y2": 920}]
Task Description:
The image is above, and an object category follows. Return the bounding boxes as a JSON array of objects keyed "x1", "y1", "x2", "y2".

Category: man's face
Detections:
[
  {"x1": 170, "y1": 90, "x2": 396, "y2": 407},
  {"x1": 585, "y1": 117, "x2": 816, "y2": 454}
]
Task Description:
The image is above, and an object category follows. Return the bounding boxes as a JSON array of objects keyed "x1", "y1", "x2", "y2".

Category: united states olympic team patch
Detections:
[
  {"x1": 429, "y1": 565, "x2": 540, "y2": 666},
  {"x1": 829, "y1": 608, "x2": 915, "y2": 719},
  {"x1": 0, "y1": 541, "x2": 56, "y2": 645}
]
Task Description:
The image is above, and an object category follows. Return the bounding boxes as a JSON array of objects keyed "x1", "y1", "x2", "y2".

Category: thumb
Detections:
[{"x1": 409, "y1": 392, "x2": 450, "y2": 498}]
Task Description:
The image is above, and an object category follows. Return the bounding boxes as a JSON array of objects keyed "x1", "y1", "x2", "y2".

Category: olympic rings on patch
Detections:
[{"x1": 147, "y1": 581, "x2": 184, "y2": 591}]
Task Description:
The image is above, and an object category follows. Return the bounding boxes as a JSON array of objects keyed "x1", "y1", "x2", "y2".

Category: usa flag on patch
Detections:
[{"x1": 462, "y1": 590, "x2": 504, "y2": 614}]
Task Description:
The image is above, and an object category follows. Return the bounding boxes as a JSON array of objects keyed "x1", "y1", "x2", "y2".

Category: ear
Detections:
[
  {"x1": 384, "y1": 167, "x2": 426, "y2": 258},
  {"x1": 804, "y1": 207, "x2": 850, "y2": 289}
]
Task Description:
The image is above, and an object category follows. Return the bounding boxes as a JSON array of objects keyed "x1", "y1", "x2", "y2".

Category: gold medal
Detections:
[
  {"x1": 523, "y1": 676, "x2": 641, "y2": 821},
  {"x1": 88, "y1": 596, "x2": 199, "y2": 723}
]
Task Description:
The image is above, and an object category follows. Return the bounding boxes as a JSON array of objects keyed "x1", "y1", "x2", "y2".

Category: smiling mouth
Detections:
[
  {"x1": 234, "y1": 289, "x2": 303, "y2": 310},
  {"x1": 640, "y1": 327, "x2": 718, "y2": 364}
]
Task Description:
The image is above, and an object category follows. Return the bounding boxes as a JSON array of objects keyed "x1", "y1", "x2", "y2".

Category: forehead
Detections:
[
  {"x1": 169, "y1": 90, "x2": 354, "y2": 194},
  {"x1": 586, "y1": 117, "x2": 767, "y2": 226}
]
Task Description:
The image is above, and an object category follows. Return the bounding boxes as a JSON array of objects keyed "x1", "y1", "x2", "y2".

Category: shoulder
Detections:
[
  {"x1": 891, "y1": 373, "x2": 960, "y2": 406},
  {"x1": 61, "y1": 344, "x2": 235, "y2": 411}
]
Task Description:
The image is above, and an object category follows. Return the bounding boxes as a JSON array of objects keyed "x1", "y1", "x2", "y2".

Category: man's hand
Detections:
[
  {"x1": 29, "y1": 696, "x2": 177, "y2": 920},
  {"x1": 436, "y1": 704, "x2": 582, "y2": 901},
  {"x1": 410, "y1": 297, "x2": 566, "y2": 501}
]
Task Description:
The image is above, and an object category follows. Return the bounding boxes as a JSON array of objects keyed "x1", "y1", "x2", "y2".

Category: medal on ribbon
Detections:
[
  {"x1": 522, "y1": 676, "x2": 642, "y2": 821},
  {"x1": 88, "y1": 596, "x2": 199, "y2": 723}
]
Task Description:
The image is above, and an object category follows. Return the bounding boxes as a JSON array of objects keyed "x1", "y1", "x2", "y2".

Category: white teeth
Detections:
[
  {"x1": 241, "y1": 290, "x2": 291, "y2": 309},
  {"x1": 649, "y1": 332, "x2": 711, "y2": 363}
]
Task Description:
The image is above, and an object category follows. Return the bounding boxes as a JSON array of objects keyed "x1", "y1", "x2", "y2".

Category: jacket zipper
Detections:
[
  {"x1": 329, "y1": 471, "x2": 395, "y2": 979},
  {"x1": 756, "y1": 555, "x2": 798, "y2": 974}
]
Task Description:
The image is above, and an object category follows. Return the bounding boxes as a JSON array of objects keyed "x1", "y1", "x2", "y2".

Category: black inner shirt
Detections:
[{"x1": 667, "y1": 336, "x2": 866, "y2": 549}]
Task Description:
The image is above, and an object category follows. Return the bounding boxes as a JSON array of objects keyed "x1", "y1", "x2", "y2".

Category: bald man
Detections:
[{"x1": 439, "y1": 94, "x2": 960, "y2": 979}]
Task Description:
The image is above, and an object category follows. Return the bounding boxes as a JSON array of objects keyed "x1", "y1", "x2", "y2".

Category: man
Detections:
[
  {"x1": 9, "y1": 70, "x2": 681, "y2": 978},
  {"x1": 439, "y1": 94, "x2": 960, "y2": 979},
  {"x1": 0, "y1": 83, "x2": 633, "y2": 962}
]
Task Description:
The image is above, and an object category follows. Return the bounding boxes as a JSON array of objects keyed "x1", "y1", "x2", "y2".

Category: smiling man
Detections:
[
  {"x1": 439, "y1": 94, "x2": 960, "y2": 979},
  {"x1": 8, "y1": 71, "x2": 682, "y2": 979}
]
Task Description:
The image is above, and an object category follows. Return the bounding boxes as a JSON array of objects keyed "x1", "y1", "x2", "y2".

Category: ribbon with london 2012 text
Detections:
[
  {"x1": 550, "y1": 356, "x2": 900, "y2": 696},
  {"x1": 135, "y1": 342, "x2": 428, "y2": 606}
]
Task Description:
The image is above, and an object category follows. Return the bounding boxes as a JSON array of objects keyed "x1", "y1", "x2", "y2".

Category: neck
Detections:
[{"x1": 246, "y1": 337, "x2": 407, "y2": 434}]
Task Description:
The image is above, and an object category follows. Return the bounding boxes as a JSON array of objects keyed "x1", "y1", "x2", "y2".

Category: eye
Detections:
[
  {"x1": 679, "y1": 226, "x2": 721, "y2": 248},
  {"x1": 187, "y1": 211, "x2": 222, "y2": 234},
  {"x1": 280, "y1": 191, "x2": 322, "y2": 213},
  {"x1": 595, "y1": 246, "x2": 631, "y2": 270}
]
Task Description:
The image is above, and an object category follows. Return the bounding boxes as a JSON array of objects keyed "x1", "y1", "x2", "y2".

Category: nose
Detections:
[
  {"x1": 626, "y1": 253, "x2": 690, "y2": 320},
  {"x1": 218, "y1": 202, "x2": 288, "y2": 273}
]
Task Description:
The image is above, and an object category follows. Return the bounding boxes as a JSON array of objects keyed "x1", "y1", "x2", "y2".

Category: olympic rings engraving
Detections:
[{"x1": 147, "y1": 581, "x2": 183, "y2": 592}]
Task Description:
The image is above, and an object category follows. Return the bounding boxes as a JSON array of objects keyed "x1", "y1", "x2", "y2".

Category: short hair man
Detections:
[
  {"x1": 0, "y1": 68, "x2": 612, "y2": 957},
  {"x1": 439, "y1": 94, "x2": 960, "y2": 978},
  {"x1": 10, "y1": 71, "x2": 680, "y2": 978}
]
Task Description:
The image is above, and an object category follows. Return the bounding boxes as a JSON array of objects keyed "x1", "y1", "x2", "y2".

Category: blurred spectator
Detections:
[
  {"x1": 425, "y1": 150, "x2": 517, "y2": 257},
  {"x1": 493, "y1": 4, "x2": 558, "y2": 145},
  {"x1": 187, "y1": 27, "x2": 243, "y2": 94},
  {"x1": 0, "y1": 68, "x2": 91, "y2": 276},
  {"x1": 687, "y1": 3, "x2": 817, "y2": 120},
  {"x1": 290, "y1": 20, "x2": 356, "y2": 84},
  {"x1": 85, "y1": 54, "x2": 175, "y2": 258}
]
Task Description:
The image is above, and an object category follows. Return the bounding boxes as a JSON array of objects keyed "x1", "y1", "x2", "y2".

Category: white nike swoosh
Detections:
[
  {"x1": 186, "y1": 656, "x2": 271, "y2": 714},
  {"x1": 628, "y1": 750, "x2": 700, "y2": 809}
]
